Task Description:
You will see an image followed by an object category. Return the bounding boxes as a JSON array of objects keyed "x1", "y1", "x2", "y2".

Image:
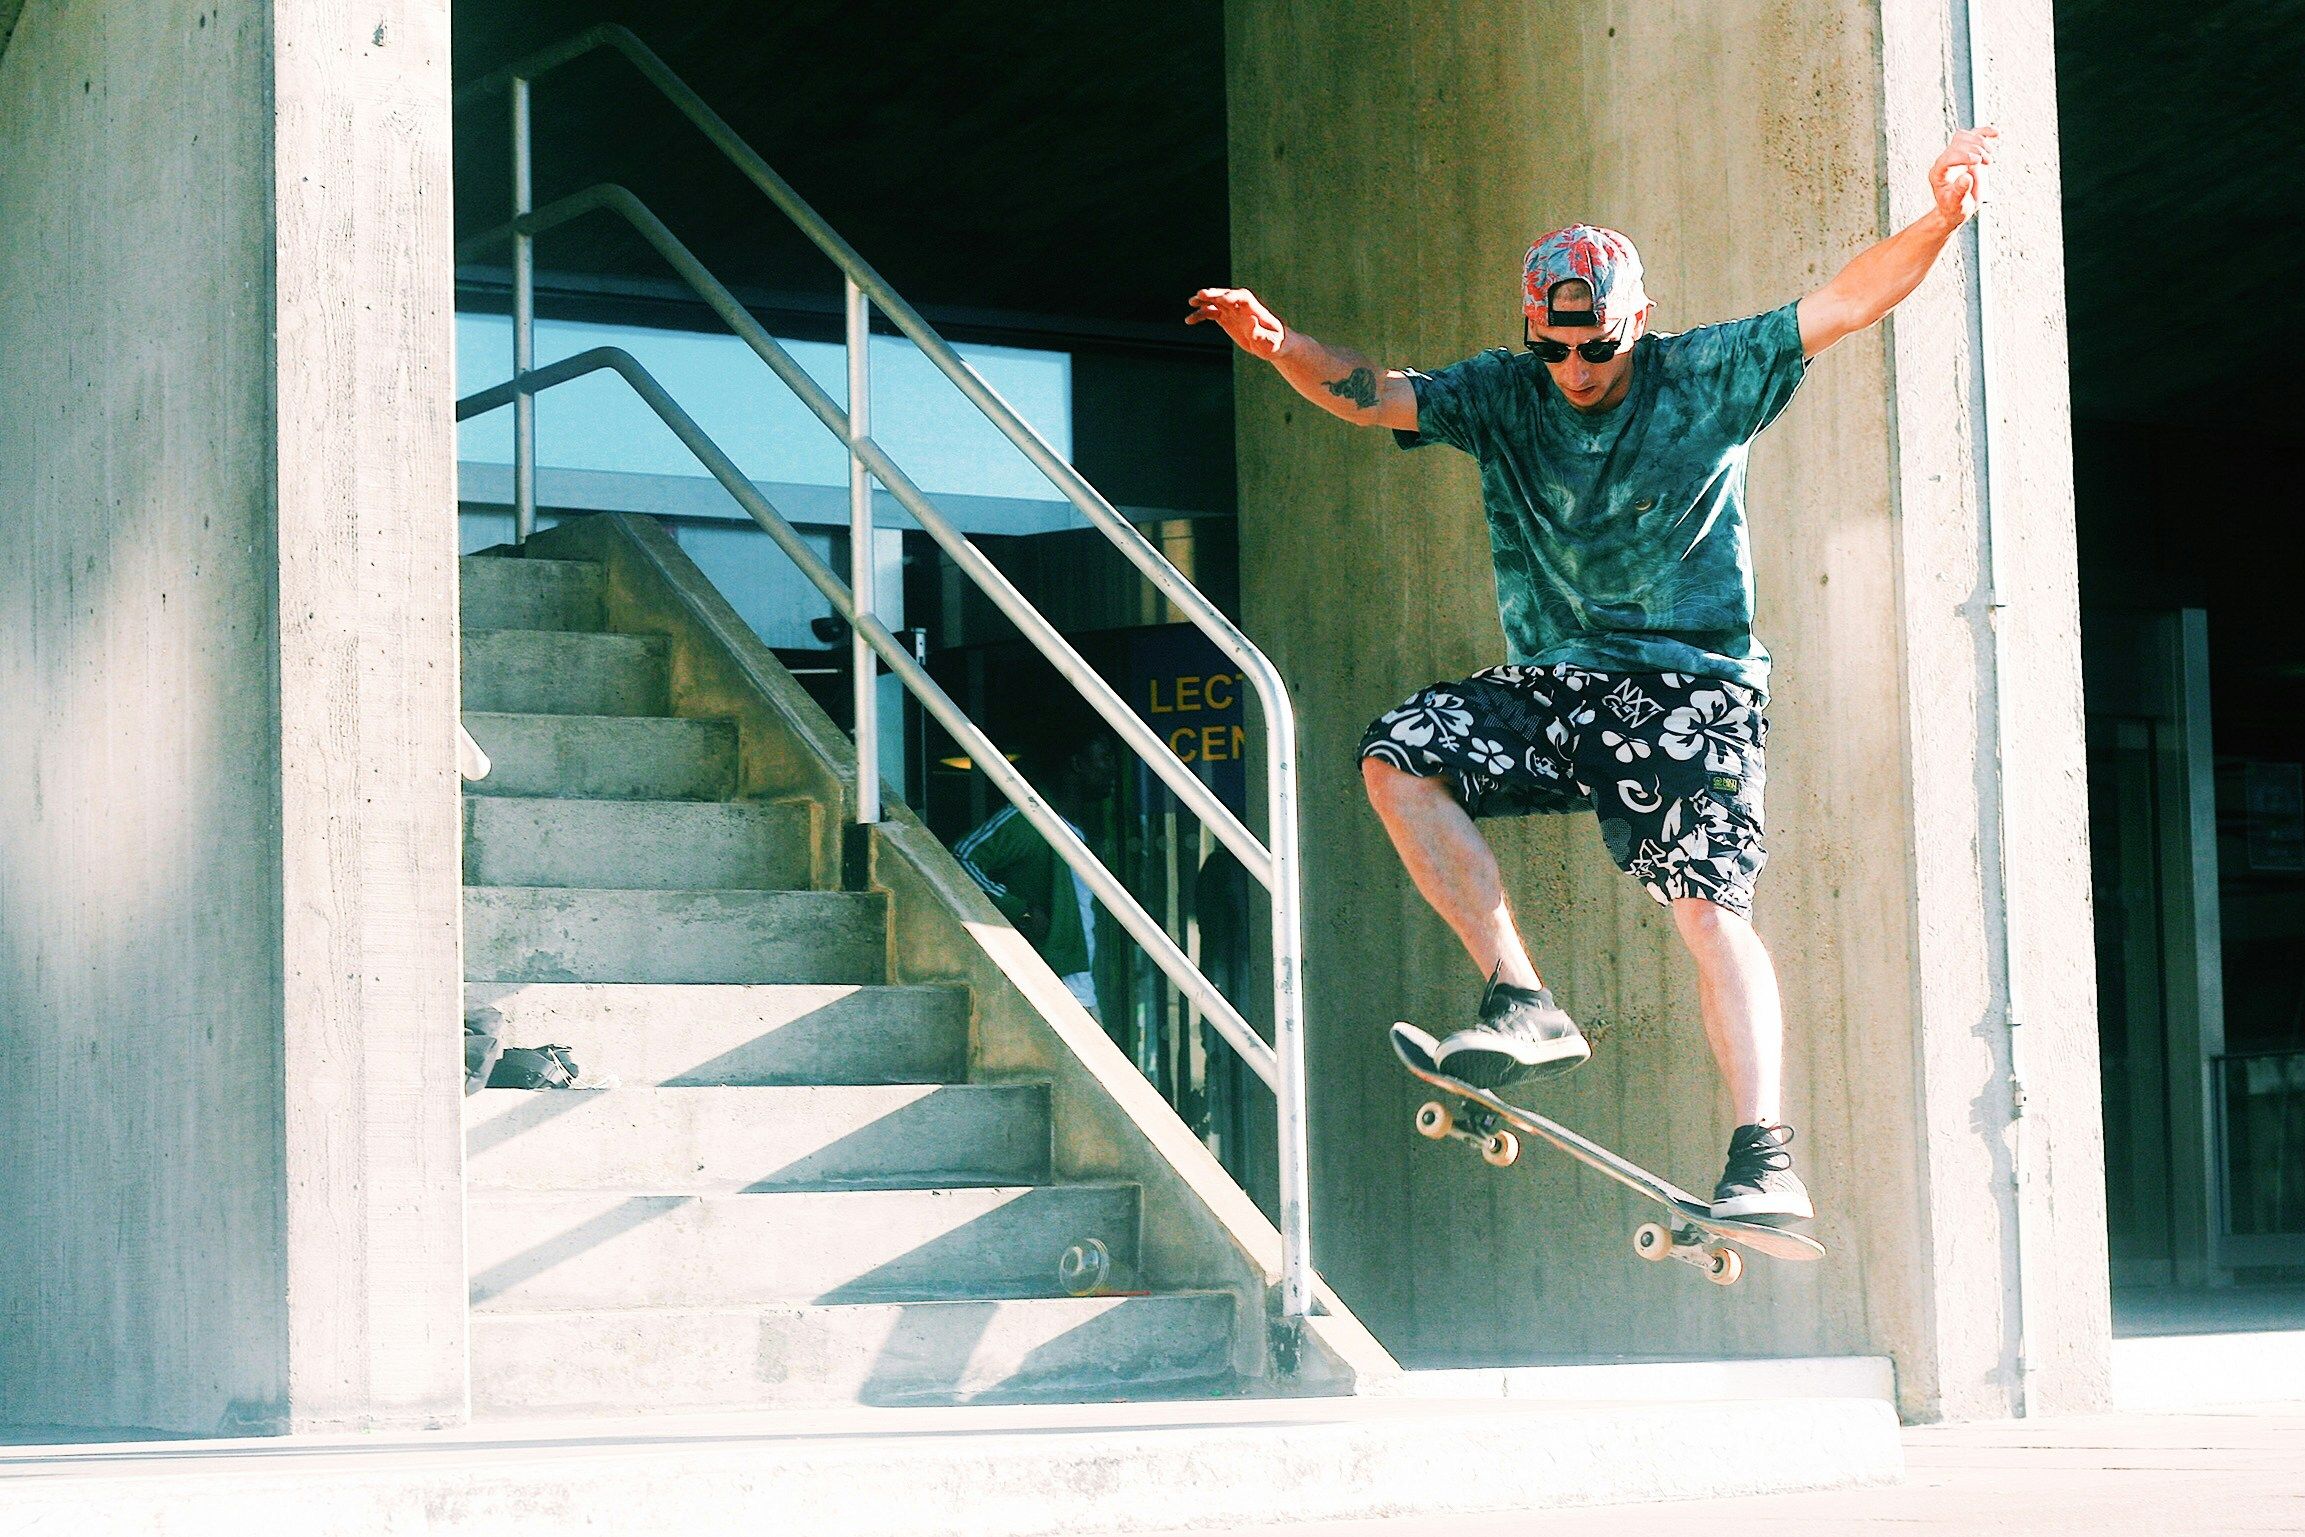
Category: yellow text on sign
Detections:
[
  {"x1": 1169, "y1": 724, "x2": 1249, "y2": 763},
  {"x1": 1147, "y1": 674, "x2": 1245, "y2": 714}
]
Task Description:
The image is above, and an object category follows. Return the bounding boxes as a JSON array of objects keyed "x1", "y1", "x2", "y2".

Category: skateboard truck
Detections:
[
  {"x1": 1632, "y1": 1219, "x2": 1743, "y2": 1286},
  {"x1": 1413, "y1": 1098, "x2": 1522, "y2": 1167}
]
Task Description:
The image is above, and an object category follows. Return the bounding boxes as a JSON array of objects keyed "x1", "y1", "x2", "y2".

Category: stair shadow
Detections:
[
  {"x1": 468, "y1": 1193, "x2": 696, "y2": 1306},
  {"x1": 842, "y1": 1294, "x2": 1232, "y2": 1407},
  {"x1": 731, "y1": 1085, "x2": 1049, "y2": 1189},
  {"x1": 466, "y1": 1083, "x2": 1050, "y2": 1187},
  {"x1": 811, "y1": 1184, "x2": 1140, "y2": 1303},
  {"x1": 660, "y1": 987, "x2": 971, "y2": 1086},
  {"x1": 469, "y1": 1185, "x2": 1137, "y2": 1309}
]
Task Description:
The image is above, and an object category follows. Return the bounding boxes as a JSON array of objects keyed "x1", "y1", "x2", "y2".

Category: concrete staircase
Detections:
[{"x1": 456, "y1": 547, "x2": 1245, "y2": 1414}]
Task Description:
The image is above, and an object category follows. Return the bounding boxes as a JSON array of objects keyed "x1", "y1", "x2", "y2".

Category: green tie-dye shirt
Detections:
[{"x1": 1394, "y1": 302, "x2": 1807, "y2": 697}]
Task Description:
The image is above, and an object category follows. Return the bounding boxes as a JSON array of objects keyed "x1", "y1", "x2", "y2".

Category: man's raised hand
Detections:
[
  {"x1": 1187, "y1": 287, "x2": 1286, "y2": 359},
  {"x1": 1930, "y1": 126, "x2": 1999, "y2": 225}
]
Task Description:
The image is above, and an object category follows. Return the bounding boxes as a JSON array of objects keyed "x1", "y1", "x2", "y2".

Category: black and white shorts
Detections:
[{"x1": 1358, "y1": 664, "x2": 1770, "y2": 918}]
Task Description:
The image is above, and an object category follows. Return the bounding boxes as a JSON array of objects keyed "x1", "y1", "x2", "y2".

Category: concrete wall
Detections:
[
  {"x1": 1224, "y1": 0, "x2": 2108, "y2": 1419},
  {"x1": 0, "y1": 0, "x2": 465, "y2": 1433}
]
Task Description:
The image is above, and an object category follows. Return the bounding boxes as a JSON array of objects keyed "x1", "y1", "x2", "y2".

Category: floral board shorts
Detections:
[{"x1": 1358, "y1": 664, "x2": 1769, "y2": 918}]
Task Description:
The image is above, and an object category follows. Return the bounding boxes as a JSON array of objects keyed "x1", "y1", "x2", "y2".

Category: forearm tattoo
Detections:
[{"x1": 1324, "y1": 367, "x2": 1379, "y2": 409}]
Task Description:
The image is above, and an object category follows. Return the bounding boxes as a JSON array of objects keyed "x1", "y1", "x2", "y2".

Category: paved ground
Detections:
[{"x1": 1141, "y1": 1405, "x2": 2305, "y2": 1537}]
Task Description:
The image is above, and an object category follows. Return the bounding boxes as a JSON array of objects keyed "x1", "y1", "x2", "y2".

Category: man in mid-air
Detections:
[{"x1": 1188, "y1": 126, "x2": 1997, "y2": 1224}]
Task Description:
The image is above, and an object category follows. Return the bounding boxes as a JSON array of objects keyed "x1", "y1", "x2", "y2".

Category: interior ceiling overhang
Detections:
[
  {"x1": 451, "y1": 0, "x2": 2304, "y2": 428},
  {"x1": 452, "y1": 0, "x2": 1233, "y2": 347}
]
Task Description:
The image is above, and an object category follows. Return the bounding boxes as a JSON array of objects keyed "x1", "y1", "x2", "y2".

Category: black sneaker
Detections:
[
  {"x1": 1709, "y1": 1123, "x2": 1814, "y2": 1224},
  {"x1": 1433, "y1": 970, "x2": 1591, "y2": 1089}
]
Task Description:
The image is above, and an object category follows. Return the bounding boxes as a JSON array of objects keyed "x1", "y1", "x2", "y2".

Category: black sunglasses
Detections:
[{"x1": 1524, "y1": 334, "x2": 1625, "y2": 364}]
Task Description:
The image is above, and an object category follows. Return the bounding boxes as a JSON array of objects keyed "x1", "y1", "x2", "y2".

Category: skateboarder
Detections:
[{"x1": 1187, "y1": 126, "x2": 1997, "y2": 1223}]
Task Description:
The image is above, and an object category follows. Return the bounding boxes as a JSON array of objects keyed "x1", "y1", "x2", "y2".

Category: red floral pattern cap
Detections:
[{"x1": 1523, "y1": 225, "x2": 1649, "y2": 329}]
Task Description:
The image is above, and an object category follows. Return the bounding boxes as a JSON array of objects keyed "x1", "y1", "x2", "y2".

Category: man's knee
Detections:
[
  {"x1": 1362, "y1": 753, "x2": 1438, "y2": 811},
  {"x1": 1670, "y1": 895, "x2": 1750, "y2": 947}
]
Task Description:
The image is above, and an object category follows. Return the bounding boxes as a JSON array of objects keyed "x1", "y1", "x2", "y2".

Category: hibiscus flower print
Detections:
[
  {"x1": 1381, "y1": 694, "x2": 1473, "y2": 750},
  {"x1": 1465, "y1": 735, "x2": 1516, "y2": 775},
  {"x1": 1598, "y1": 729, "x2": 1646, "y2": 764},
  {"x1": 1659, "y1": 689, "x2": 1752, "y2": 772}
]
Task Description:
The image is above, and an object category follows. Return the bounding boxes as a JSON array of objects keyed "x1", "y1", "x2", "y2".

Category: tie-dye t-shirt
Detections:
[{"x1": 1394, "y1": 302, "x2": 1807, "y2": 697}]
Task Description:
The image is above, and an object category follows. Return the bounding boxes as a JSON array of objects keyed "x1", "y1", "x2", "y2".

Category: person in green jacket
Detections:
[{"x1": 955, "y1": 735, "x2": 1120, "y2": 1021}]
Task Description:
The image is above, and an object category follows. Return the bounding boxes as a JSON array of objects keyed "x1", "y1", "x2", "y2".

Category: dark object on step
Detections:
[
  {"x1": 487, "y1": 1043, "x2": 583, "y2": 1090},
  {"x1": 464, "y1": 1020, "x2": 504, "y2": 1097}
]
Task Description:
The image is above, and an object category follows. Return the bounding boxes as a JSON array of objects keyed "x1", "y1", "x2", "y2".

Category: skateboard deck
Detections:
[{"x1": 1391, "y1": 1021, "x2": 1823, "y2": 1283}]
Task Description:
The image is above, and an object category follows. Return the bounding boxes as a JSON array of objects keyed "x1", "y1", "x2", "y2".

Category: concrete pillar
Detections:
[
  {"x1": 1224, "y1": 0, "x2": 2108, "y2": 1418},
  {"x1": 0, "y1": 0, "x2": 465, "y2": 1434}
]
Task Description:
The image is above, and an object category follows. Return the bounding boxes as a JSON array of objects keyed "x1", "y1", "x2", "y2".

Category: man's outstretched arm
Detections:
[
  {"x1": 1187, "y1": 287, "x2": 1420, "y2": 431},
  {"x1": 1797, "y1": 126, "x2": 1998, "y2": 359}
]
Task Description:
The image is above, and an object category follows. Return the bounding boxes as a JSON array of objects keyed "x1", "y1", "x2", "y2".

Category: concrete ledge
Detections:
[
  {"x1": 1374, "y1": 1354, "x2": 1896, "y2": 1404},
  {"x1": 0, "y1": 1395, "x2": 1903, "y2": 1536},
  {"x1": 2113, "y1": 1330, "x2": 2305, "y2": 1411}
]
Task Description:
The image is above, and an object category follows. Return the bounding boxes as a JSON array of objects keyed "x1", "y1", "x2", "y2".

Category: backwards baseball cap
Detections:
[{"x1": 1523, "y1": 225, "x2": 1649, "y2": 330}]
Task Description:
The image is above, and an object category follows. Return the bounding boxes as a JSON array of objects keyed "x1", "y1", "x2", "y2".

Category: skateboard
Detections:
[{"x1": 1390, "y1": 1022, "x2": 1824, "y2": 1285}]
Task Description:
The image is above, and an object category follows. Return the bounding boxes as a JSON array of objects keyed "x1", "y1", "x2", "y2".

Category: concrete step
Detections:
[
  {"x1": 462, "y1": 629, "x2": 670, "y2": 717},
  {"x1": 461, "y1": 712, "x2": 738, "y2": 802},
  {"x1": 462, "y1": 797, "x2": 814, "y2": 891},
  {"x1": 465, "y1": 1084, "x2": 1052, "y2": 1192},
  {"x1": 463, "y1": 982, "x2": 971, "y2": 1085},
  {"x1": 470, "y1": 1292, "x2": 1237, "y2": 1414},
  {"x1": 467, "y1": 1184, "x2": 1140, "y2": 1309},
  {"x1": 459, "y1": 555, "x2": 607, "y2": 632},
  {"x1": 464, "y1": 887, "x2": 887, "y2": 986}
]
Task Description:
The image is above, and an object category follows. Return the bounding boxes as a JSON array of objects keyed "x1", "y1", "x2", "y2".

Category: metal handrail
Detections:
[
  {"x1": 455, "y1": 349, "x2": 1282, "y2": 1102},
  {"x1": 455, "y1": 28, "x2": 1314, "y2": 1319},
  {"x1": 452, "y1": 184, "x2": 1274, "y2": 890}
]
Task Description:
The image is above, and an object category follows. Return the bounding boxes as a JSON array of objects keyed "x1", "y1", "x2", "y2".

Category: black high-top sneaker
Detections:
[
  {"x1": 1709, "y1": 1123, "x2": 1814, "y2": 1224},
  {"x1": 1433, "y1": 969, "x2": 1590, "y2": 1090}
]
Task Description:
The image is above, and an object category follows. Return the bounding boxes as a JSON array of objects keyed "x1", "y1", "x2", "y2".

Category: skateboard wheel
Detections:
[
  {"x1": 1704, "y1": 1247, "x2": 1743, "y2": 1287},
  {"x1": 1633, "y1": 1221, "x2": 1673, "y2": 1261},
  {"x1": 1480, "y1": 1129, "x2": 1521, "y2": 1167},
  {"x1": 1414, "y1": 1101, "x2": 1454, "y2": 1140}
]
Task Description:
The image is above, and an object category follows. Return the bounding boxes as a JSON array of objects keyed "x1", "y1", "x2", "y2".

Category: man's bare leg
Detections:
[
  {"x1": 1668, "y1": 898, "x2": 1783, "y2": 1126},
  {"x1": 1671, "y1": 896, "x2": 1808, "y2": 1220},
  {"x1": 1361, "y1": 757, "x2": 1541, "y2": 988}
]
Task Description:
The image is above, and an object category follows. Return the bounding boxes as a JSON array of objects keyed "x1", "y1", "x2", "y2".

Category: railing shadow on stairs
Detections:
[{"x1": 452, "y1": 25, "x2": 1318, "y2": 1322}]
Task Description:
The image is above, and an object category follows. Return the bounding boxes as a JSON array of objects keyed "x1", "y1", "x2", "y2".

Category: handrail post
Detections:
[
  {"x1": 846, "y1": 276, "x2": 879, "y2": 825},
  {"x1": 1266, "y1": 700, "x2": 1313, "y2": 1319},
  {"x1": 510, "y1": 76, "x2": 537, "y2": 548}
]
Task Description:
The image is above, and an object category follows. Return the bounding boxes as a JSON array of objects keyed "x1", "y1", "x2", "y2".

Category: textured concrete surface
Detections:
[
  {"x1": 462, "y1": 885, "x2": 889, "y2": 985},
  {"x1": 1153, "y1": 1406, "x2": 2305, "y2": 1537},
  {"x1": 458, "y1": 554, "x2": 606, "y2": 632},
  {"x1": 0, "y1": 0, "x2": 465, "y2": 1433},
  {"x1": 460, "y1": 628, "x2": 671, "y2": 716},
  {"x1": 461, "y1": 710, "x2": 740, "y2": 800},
  {"x1": 0, "y1": 1393, "x2": 1902, "y2": 1535},
  {"x1": 462, "y1": 795, "x2": 812, "y2": 889},
  {"x1": 1224, "y1": 0, "x2": 2103, "y2": 1420}
]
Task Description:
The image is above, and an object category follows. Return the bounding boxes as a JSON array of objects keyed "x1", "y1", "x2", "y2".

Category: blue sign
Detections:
[{"x1": 1125, "y1": 625, "x2": 1249, "y2": 816}]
